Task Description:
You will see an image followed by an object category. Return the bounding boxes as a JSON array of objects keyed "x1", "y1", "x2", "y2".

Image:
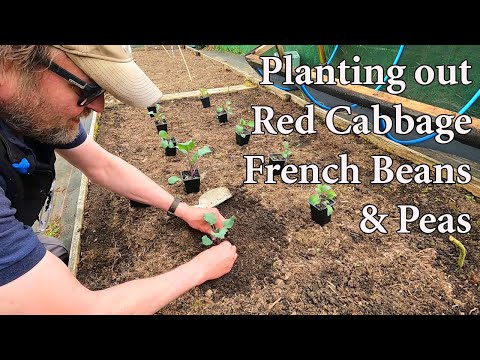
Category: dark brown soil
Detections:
[{"x1": 77, "y1": 49, "x2": 480, "y2": 315}]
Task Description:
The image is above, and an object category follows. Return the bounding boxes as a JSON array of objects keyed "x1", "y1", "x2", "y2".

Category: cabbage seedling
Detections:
[{"x1": 201, "y1": 212, "x2": 236, "y2": 246}]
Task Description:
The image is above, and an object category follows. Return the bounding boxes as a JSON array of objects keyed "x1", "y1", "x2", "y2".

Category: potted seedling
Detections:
[
  {"x1": 308, "y1": 184, "x2": 337, "y2": 226},
  {"x1": 159, "y1": 130, "x2": 177, "y2": 156},
  {"x1": 147, "y1": 104, "x2": 157, "y2": 118},
  {"x1": 269, "y1": 141, "x2": 292, "y2": 176},
  {"x1": 216, "y1": 100, "x2": 233, "y2": 124},
  {"x1": 167, "y1": 139, "x2": 211, "y2": 193},
  {"x1": 201, "y1": 212, "x2": 236, "y2": 246},
  {"x1": 154, "y1": 111, "x2": 168, "y2": 133},
  {"x1": 235, "y1": 118, "x2": 255, "y2": 146},
  {"x1": 148, "y1": 103, "x2": 168, "y2": 133},
  {"x1": 199, "y1": 88, "x2": 211, "y2": 108}
]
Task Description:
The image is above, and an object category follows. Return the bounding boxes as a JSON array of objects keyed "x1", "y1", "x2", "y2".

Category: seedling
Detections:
[
  {"x1": 154, "y1": 111, "x2": 167, "y2": 122},
  {"x1": 199, "y1": 88, "x2": 210, "y2": 99},
  {"x1": 168, "y1": 139, "x2": 211, "y2": 183},
  {"x1": 148, "y1": 103, "x2": 160, "y2": 117},
  {"x1": 159, "y1": 130, "x2": 175, "y2": 149},
  {"x1": 235, "y1": 118, "x2": 255, "y2": 138},
  {"x1": 201, "y1": 212, "x2": 236, "y2": 246},
  {"x1": 216, "y1": 100, "x2": 233, "y2": 115},
  {"x1": 282, "y1": 141, "x2": 292, "y2": 160},
  {"x1": 308, "y1": 184, "x2": 337, "y2": 216},
  {"x1": 449, "y1": 235, "x2": 467, "y2": 268}
]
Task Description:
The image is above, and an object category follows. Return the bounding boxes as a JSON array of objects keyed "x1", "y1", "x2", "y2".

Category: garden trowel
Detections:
[{"x1": 193, "y1": 187, "x2": 233, "y2": 208}]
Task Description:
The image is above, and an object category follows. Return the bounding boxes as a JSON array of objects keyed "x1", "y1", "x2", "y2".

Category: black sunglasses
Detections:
[{"x1": 45, "y1": 61, "x2": 105, "y2": 106}]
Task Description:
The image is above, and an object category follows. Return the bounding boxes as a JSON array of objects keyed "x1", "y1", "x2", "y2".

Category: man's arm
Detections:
[
  {"x1": 56, "y1": 137, "x2": 225, "y2": 233},
  {"x1": 0, "y1": 241, "x2": 237, "y2": 314}
]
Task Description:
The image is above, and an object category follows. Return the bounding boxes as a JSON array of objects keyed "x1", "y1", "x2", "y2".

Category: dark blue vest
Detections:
[{"x1": 0, "y1": 132, "x2": 55, "y2": 226}]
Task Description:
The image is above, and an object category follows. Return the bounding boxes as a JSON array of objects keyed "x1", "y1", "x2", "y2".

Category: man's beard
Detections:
[{"x1": 0, "y1": 86, "x2": 90, "y2": 145}]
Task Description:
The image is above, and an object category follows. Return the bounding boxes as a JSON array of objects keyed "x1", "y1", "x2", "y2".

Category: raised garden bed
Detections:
[{"x1": 76, "y1": 49, "x2": 480, "y2": 315}]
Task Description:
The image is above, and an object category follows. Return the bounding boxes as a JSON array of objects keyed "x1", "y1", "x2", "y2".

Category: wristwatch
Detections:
[{"x1": 167, "y1": 197, "x2": 182, "y2": 217}]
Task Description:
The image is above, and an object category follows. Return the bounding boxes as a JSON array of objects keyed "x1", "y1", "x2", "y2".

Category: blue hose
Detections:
[
  {"x1": 458, "y1": 88, "x2": 480, "y2": 115},
  {"x1": 327, "y1": 45, "x2": 339, "y2": 65},
  {"x1": 255, "y1": 68, "x2": 296, "y2": 91},
  {"x1": 383, "y1": 86, "x2": 479, "y2": 145}
]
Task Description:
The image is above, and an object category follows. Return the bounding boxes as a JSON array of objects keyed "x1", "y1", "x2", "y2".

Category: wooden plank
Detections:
[
  {"x1": 250, "y1": 45, "x2": 275, "y2": 56},
  {"x1": 275, "y1": 45, "x2": 285, "y2": 59},
  {"x1": 68, "y1": 111, "x2": 99, "y2": 276},
  {"x1": 160, "y1": 84, "x2": 256, "y2": 101},
  {"x1": 315, "y1": 70, "x2": 480, "y2": 131},
  {"x1": 261, "y1": 83, "x2": 480, "y2": 198},
  {"x1": 105, "y1": 84, "x2": 257, "y2": 109}
]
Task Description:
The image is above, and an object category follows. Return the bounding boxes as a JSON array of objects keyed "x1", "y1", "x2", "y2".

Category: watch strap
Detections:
[{"x1": 167, "y1": 197, "x2": 182, "y2": 217}]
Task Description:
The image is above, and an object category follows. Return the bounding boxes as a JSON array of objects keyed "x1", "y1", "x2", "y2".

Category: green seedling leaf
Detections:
[
  {"x1": 222, "y1": 216, "x2": 235, "y2": 229},
  {"x1": 326, "y1": 204, "x2": 334, "y2": 216},
  {"x1": 213, "y1": 227, "x2": 228, "y2": 239},
  {"x1": 199, "y1": 88, "x2": 209, "y2": 98},
  {"x1": 192, "y1": 146, "x2": 211, "y2": 163},
  {"x1": 281, "y1": 141, "x2": 292, "y2": 159},
  {"x1": 168, "y1": 176, "x2": 182, "y2": 185},
  {"x1": 325, "y1": 189, "x2": 337, "y2": 200},
  {"x1": 204, "y1": 212, "x2": 217, "y2": 226},
  {"x1": 158, "y1": 130, "x2": 169, "y2": 139},
  {"x1": 235, "y1": 125, "x2": 244, "y2": 135},
  {"x1": 201, "y1": 235, "x2": 213, "y2": 246},
  {"x1": 160, "y1": 140, "x2": 168, "y2": 149},
  {"x1": 309, "y1": 194, "x2": 320, "y2": 206},
  {"x1": 309, "y1": 184, "x2": 337, "y2": 215},
  {"x1": 177, "y1": 140, "x2": 195, "y2": 153}
]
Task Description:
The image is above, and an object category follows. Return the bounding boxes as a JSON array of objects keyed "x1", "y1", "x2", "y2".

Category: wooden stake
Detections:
[
  {"x1": 161, "y1": 45, "x2": 172, "y2": 58},
  {"x1": 178, "y1": 45, "x2": 193, "y2": 82},
  {"x1": 317, "y1": 45, "x2": 327, "y2": 65}
]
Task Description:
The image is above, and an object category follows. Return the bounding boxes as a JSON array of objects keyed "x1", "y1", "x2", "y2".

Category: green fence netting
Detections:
[{"x1": 214, "y1": 45, "x2": 480, "y2": 118}]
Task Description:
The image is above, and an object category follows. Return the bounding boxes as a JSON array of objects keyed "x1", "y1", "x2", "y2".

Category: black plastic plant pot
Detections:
[
  {"x1": 155, "y1": 120, "x2": 167, "y2": 133},
  {"x1": 147, "y1": 106, "x2": 156, "y2": 117},
  {"x1": 130, "y1": 200, "x2": 150, "y2": 208},
  {"x1": 236, "y1": 132, "x2": 251, "y2": 146},
  {"x1": 309, "y1": 200, "x2": 336, "y2": 226},
  {"x1": 217, "y1": 111, "x2": 228, "y2": 123},
  {"x1": 165, "y1": 138, "x2": 177, "y2": 156},
  {"x1": 200, "y1": 97, "x2": 211, "y2": 108},
  {"x1": 269, "y1": 153, "x2": 286, "y2": 176},
  {"x1": 181, "y1": 169, "x2": 201, "y2": 194}
]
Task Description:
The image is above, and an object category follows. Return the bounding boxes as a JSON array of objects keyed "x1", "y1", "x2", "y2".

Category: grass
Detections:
[
  {"x1": 93, "y1": 114, "x2": 101, "y2": 140},
  {"x1": 44, "y1": 220, "x2": 61, "y2": 238}
]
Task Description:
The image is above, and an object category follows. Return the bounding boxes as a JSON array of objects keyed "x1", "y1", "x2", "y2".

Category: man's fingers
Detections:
[{"x1": 212, "y1": 208, "x2": 225, "y2": 229}]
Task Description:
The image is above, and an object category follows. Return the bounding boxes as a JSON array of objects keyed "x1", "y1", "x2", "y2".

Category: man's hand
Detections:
[
  {"x1": 190, "y1": 241, "x2": 238, "y2": 283},
  {"x1": 175, "y1": 203, "x2": 226, "y2": 234}
]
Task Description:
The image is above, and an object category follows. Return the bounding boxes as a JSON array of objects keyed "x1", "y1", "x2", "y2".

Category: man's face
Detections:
[{"x1": 0, "y1": 52, "x2": 104, "y2": 145}]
